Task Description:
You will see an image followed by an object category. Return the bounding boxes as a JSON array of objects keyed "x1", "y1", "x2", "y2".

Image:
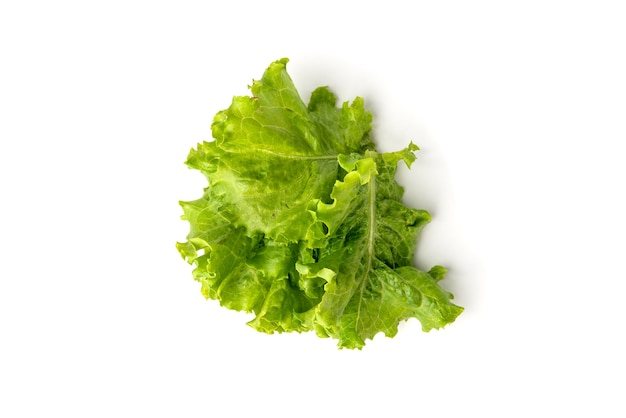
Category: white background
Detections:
[{"x1": 1, "y1": 1, "x2": 625, "y2": 416}]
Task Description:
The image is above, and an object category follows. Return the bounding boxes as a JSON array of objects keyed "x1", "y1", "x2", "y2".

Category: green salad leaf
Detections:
[{"x1": 177, "y1": 58, "x2": 463, "y2": 349}]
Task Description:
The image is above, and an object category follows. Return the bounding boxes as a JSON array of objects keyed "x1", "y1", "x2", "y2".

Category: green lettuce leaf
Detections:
[
  {"x1": 176, "y1": 191, "x2": 322, "y2": 333},
  {"x1": 178, "y1": 58, "x2": 463, "y2": 349},
  {"x1": 187, "y1": 58, "x2": 373, "y2": 243}
]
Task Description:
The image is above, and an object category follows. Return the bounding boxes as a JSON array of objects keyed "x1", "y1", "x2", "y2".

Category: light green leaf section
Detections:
[
  {"x1": 186, "y1": 58, "x2": 373, "y2": 243},
  {"x1": 302, "y1": 149, "x2": 462, "y2": 348},
  {"x1": 178, "y1": 59, "x2": 463, "y2": 349}
]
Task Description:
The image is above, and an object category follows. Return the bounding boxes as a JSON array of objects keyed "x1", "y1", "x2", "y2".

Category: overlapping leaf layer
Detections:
[{"x1": 177, "y1": 58, "x2": 462, "y2": 348}]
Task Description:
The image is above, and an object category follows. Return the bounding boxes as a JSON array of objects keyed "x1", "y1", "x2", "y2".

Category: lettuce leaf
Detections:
[{"x1": 177, "y1": 58, "x2": 463, "y2": 349}]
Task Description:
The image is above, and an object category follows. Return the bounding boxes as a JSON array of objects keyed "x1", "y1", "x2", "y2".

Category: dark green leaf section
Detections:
[{"x1": 178, "y1": 58, "x2": 463, "y2": 348}]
